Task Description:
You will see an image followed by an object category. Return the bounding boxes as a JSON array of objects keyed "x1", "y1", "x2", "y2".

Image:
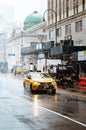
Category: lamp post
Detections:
[
  {"x1": 21, "y1": 30, "x2": 23, "y2": 46},
  {"x1": 43, "y1": 9, "x2": 57, "y2": 47}
]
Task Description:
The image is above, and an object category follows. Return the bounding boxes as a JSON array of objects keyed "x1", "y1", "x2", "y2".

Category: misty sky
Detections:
[{"x1": 0, "y1": 0, "x2": 47, "y2": 24}]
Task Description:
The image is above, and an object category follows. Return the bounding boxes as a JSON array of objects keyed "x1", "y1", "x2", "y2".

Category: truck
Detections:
[{"x1": 37, "y1": 58, "x2": 61, "y2": 72}]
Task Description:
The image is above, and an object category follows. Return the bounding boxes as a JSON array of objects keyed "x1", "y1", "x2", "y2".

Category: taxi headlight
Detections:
[
  {"x1": 52, "y1": 81, "x2": 57, "y2": 85},
  {"x1": 34, "y1": 81, "x2": 40, "y2": 85}
]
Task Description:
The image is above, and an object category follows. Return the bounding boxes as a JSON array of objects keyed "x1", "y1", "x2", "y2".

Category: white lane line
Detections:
[
  {"x1": 43, "y1": 107, "x2": 86, "y2": 127},
  {"x1": 10, "y1": 93, "x2": 86, "y2": 128}
]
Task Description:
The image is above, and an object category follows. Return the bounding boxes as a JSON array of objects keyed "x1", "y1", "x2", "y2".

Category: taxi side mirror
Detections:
[{"x1": 26, "y1": 75, "x2": 31, "y2": 79}]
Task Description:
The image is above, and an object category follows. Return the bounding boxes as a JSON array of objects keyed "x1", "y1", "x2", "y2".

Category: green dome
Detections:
[{"x1": 24, "y1": 11, "x2": 43, "y2": 30}]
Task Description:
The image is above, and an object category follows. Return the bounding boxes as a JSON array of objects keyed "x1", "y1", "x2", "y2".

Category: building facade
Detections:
[
  {"x1": 7, "y1": 1, "x2": 86, "y2": 72},
  {"x1": 0, "y1": 33, "x2": 7, "y2": 63},
  {"x1": 46, "y1": 0, "x2": 86, "y2": 46},
  {"x1": 7, "y1": 22, "x2": 47, "y2": 71}
]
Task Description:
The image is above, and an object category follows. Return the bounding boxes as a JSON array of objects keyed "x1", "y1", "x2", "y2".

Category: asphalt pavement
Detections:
[{"x1": 0, "y1": 73, "x2": 86, "y2": 130}]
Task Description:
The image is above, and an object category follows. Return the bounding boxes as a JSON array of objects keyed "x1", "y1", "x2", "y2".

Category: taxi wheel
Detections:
[
  {"x1": 52, "y1": 89, "x2": 56, "y2": 94},
  {"x1": 30, "y1": 84, "x2": 34, "y2": 93},
  {"x1": 23, "y1": 82, "x2": 26, "y2": 88}
]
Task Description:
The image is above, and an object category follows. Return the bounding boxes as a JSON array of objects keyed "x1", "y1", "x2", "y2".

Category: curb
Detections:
[{"x1": 56, "y1": 88, "x2": 86, "y2": 102}]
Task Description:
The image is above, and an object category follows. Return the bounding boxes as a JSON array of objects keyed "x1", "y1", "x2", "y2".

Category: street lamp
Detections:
[
  {"x1": 43, "y1": 9, "x2": 57, "y2": 47},
  {"x1": 21, "y1": 30, "x2": 24, "y2": 46}
]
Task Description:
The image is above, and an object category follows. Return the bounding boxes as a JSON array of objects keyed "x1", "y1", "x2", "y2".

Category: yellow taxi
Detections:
[
  {"x1": 23, "y1": 69, "x2": 29, "y2": 74},
  {"x1": 13, "y1": 66, "x2": 28, "y2": 75},
  {"x1": 13, "y1": 66, "x2": 22, "y2": 75},
  {"x1": 23, "y1": 72, "x2": 57, "y2": 94}
]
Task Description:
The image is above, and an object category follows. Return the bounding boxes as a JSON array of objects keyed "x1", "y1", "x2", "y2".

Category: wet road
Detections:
[{"x1": 0, "y1": 73, "x2": 86, "y2": 130}]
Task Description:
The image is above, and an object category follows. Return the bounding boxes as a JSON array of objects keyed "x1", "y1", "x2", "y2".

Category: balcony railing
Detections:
[
  {"x1": 21, "y1": 47, "x2": 30, "y2": 55},
  {"x1": 21, "y1": 41, "x2": 54, "y2": 55},
  {"x1": 21, "y1": 42, "x2": 86, "y2": 56},
  {"x1": 50, "y1": 45, "x2": 63, "y2": 55},
  {"x1": 21, "y1": 45, "x2": 42, "y2": 55},
  {"x1": 50, "y1": 45, "x2": 75, "y2": 56},
  {"x1": 42, "y1": 41, "x2": 54, "y2": 50},
  {"x1": 21, "y1": 46, "x2": 37, "y2": 55}
]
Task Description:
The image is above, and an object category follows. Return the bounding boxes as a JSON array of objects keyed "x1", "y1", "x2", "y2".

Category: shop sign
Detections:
[
  {"x1": 78, "y1": 51, "x2": 84, "y2": 61},
  {"x1": 8, "y1": 54, "x2": 15, "y2": 56},
  {"x1": 84, "y1": 50, "x2": 86, "y2": 60}
]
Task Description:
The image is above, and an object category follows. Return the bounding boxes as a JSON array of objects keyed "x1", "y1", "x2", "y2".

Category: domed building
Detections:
[
  {"x1": 7, "y1": 11, "x2": 47, "y2": 72},
  {"x1": 23, "y1": 11, "x2": 43, "y2": 30}
]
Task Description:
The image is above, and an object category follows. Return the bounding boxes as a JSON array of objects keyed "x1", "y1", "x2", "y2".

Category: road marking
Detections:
[
  {"x1": 9, "y1": 93, "x2": 86, "y2": 128},
  {"x1": 43, "y1": 107, "x2": 86, "y2": 127}
]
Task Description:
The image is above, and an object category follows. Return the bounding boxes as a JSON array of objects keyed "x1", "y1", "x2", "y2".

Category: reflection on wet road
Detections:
[
  {"x1": 0, "y1": 73, "x2": 86, "y2": 130},
  {"x1": 24, "y1": 90, "x2": 86, "y2": 125}
]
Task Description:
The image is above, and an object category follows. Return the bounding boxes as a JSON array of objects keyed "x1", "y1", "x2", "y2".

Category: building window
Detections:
[
  {"x1": 66, "y1": 0, "x2": 69, "y2": 17},
  {"x1": 56, "y1": 0, "x2": 57, "y2": 12},
  {"x1": 49, "y1": 30, "x2": 54, "y2": 39},
  {"x1": 48, "y1": 0, "x2": 50, "y2": 21},
  {"x1": 75, "y1": 40, "x2": 83, "y2": 46},
  {"x1": 65, "y1": 24, "x2": 71, "y2": 35},
  {"x1": 73, "y1": 0, "x2": 76, "y2": 14},
  {"x1": 82, "y1": 0, "x2": 85, "y2": 10},
  {"x1": 73, "y1": 0, "x2": 78, "y2": 14},
  {"x1": 75, "y1": 20, "x2": 82, "y2": 32},
  {"x1": 63, "y1": 0, "x2": 65, "y2": 19},
  {"x1": 56, "y1": 28, "x2": 61, "y2": 37},
  {"x1": 76, "y1": 0, "x2": 78, "y2": 14},
  {"x1": 59, "y1": 0, "x2": 61, "y2": 20}
]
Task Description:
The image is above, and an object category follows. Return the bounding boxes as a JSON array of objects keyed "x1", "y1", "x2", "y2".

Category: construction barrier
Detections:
[{"x1": 78, "y1": 77, "x2": 86, "y2": 86}]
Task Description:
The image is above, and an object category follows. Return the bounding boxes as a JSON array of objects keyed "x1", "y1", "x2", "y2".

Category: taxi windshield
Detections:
[
  {"x1": 16, "y1": 66, "x2": 22, "y2": 69},
  {"x1": 31, "y1": 73, "x2": 50, "y2": 79}
]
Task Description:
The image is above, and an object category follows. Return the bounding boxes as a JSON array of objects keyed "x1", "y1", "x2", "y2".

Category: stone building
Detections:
[
  {"x1": 7, "y1": 11, "x2": 47, "y2": 71},
  {"x1": 46, "y1": 0, "x2": 86, "y2": 46},
  {"x1": 7, "y1": 1, "x2": 86, "y2": 72},
  {"x1": 43, "y1": 0, "x2": 86, "y2": 74}
]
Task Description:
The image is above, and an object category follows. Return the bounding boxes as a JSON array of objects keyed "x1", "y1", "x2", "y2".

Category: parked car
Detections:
[
  {"x1": 23, "y1": 69, "x2": 29, "y2": 74},
  {"x1": 13, "y1": 66, "x2": 28, "y2": 75},
  {"x1": 13, "y1": 66, "x2": 22, "y2": 75},
  {"x1": 23, "y1": 72, "x2": 57, "y2": 94}
]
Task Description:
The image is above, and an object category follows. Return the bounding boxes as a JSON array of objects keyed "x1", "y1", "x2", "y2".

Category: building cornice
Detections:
[{"x1": 45, "y1": 10, "x2": 86, "y2": 30}]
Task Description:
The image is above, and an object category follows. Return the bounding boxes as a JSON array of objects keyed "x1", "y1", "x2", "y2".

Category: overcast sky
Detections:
[{"x1": 0, "y1": 0, "x2": 47, "y2": 24}]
